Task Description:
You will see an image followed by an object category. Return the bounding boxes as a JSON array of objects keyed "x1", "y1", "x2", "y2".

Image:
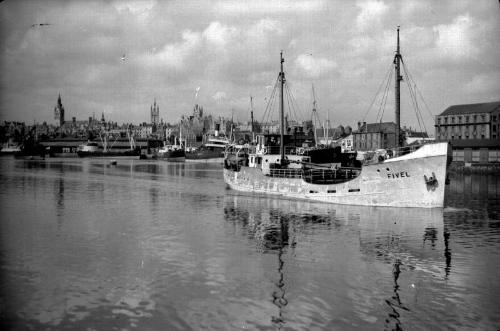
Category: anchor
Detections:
[{"x1": 424, "y1": 172, "x2": 438, "y2": 191}]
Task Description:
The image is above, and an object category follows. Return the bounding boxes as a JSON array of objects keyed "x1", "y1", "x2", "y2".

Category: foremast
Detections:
[{"x1": 279, "y1": 51, "x2": 286, "y2": 165}]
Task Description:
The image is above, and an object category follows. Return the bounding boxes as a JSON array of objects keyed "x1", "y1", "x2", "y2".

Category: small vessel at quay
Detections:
[
  {"x1": 0, "y1": 141, "x2": 21, "y2": 154},
  {"x1": 76, "y1": 130, "x2": 141, "y2": 158},
  {"x1": 155, "y1": 141, "x2": 186, "y2": 162},
  {"x1": 13, "y1": 130, "x2": 46, "y2": 160},
  {"x1": 185, "y1": 135, "x2": 229, "y2": 163},
  {"x1": 155, "y1": 124, "x2": 186, "y2": 162},
  {"x1": 224, "y1": 32, "x2": 451, "y2": 208}
]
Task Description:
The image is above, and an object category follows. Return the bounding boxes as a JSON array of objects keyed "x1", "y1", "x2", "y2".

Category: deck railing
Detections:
[
  {"x1": 303, "y1": 167, "x2": 361, "y2": 184},
  {"x1": 268, "y1": 168, "x2": 304, "y2": 178}
]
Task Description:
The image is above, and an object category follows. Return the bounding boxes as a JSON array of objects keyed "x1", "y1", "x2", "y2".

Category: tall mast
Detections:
[
  {"x1": 394, "y1": 26, "x2": 402, "y2": 148},
  {"x1": 311, "y1": 84, "x2": 318, "y2": 147},
  {"x1": 250, "y1": 96, "x2": 255, "y2": 142},
  {"x1": 279, "y1": 51, "x2": 285, "y2": 165}
]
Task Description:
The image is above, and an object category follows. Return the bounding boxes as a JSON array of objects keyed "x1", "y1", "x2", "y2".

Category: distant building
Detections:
[
  {"x1": 352, "y1": 122, "x2": 398, "y2": 151},
  {"x1": 340, "y1": 134, "x2": 354, "y2": 152},
  {"x1": 193, "y1": 104, "x2": 203, "y2": 119},
  {"x1": 435, "y1": 101, "x2": 500, "y2": 140},
  {"x1": 134, "y1": 123, "x2": 153, "y2": 138},
  {"x1": 151, "y1": 99, "x2": 159, "y2": 125},
  {"x1": 314, "y1": 125, "x2": 347, "y2": 145},
  {"x1": 54, "y1": 94, "x2": 65, "y2": 127},
  {"x1": 435, "y1": 101, "x2": 500, "y2": 163},
  {"x1": 404, "y1": 129, "x2": 432, "y2": 145}
]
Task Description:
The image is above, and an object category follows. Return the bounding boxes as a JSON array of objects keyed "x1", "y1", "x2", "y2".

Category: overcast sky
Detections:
[{"x1": 1, "y1": 0, "x2": 499, "y2": 134}]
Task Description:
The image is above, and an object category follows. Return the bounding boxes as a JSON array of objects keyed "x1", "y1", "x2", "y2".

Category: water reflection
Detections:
[
  {"x1": 223, "y1": 194, "x2": 447, "y2": 329},
  {"x1": 446, "y1": 173, "x2": 500, "y2": 217},
  {"x1": 384, "y1": 259, "x2": 409, "y2": 331},
  {"x1": 2, "y1": 157, "x2": 499, "y2": 330},
  {"x1": 56, "y1": 177, "x2": 64, "y2": 219},
  {"x1": 224, "y1": 197, "x2": 292, "y2": 328},
  {"x1": 444, "y1": 226, "x2": 451, "y2": 279}
]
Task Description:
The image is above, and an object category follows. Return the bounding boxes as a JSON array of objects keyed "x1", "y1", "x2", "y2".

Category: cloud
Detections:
[
  {"x1": 213, "y1": 0, "x2": 325, "y2": 14},
  {"x1": 294, "y1": 54, "x2": 337, "y2": 78},
  {"x1": 143, "y1": 30, "x2": 201, "y2": 68},
  {"x1": 1, "y1": 0, "x2": 498, "y2": 131},
  {"x1": 433, "y1": 14, "x2": 478, "y2": 60},
  {"x1": 465, "y1": 72, "x2": 500, "y2": 95},
  {"x1": 247, "y1": 18, "x2": 283, "y2": 40},
  {"x1": 356, "y1": 0, "x2": 389, "y2": 31},
  {"x1": 112, "y1": 0, "x2": 156, "y2": 14},
  {"x1": 202, "y1": 21, "x2": 238, "y2": 47},
  {"x1": 212, "y1": 91, "x2": 227, "y2": 102}
]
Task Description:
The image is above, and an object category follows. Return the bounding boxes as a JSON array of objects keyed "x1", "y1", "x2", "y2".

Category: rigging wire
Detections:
[
  {"x1": 401, "y1": 60, "x2": 436, "y2": 121},
  {"x1": 402, "y1": 66, "x2": 425, "y2": 133},
  {"x1": 361, "y1": 63, "x2": 394, "y2": 123},
  {"x1": 284, "y1": 84, "x2": 292, "y2": 127},
  {"x1": 401, "y1": 59, "x2": 428, "y2": 134},
  {"x1": 261, "y1": 75, "x2": 280, "y2": 131},
  {"x1": 375, "y1": 66, "x2": 394, "y2": 123},
  {"x1": 284, "y1": 81, "x2": 304, "y2": 124}
]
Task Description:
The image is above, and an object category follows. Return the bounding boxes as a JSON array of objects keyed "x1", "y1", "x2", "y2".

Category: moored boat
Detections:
[
  {"x1": 76, "y1": 130, "x2": 141, "y2": 158},
  {"x1": 155, "y1": 143, "x2": 186, "y2": 162},
  {"x1": 0, "y1": 142, "x2": 22, "y2": 154},
  {"x1": 224, "y1": 38, "x2": 451, "y2": 208},
  {"x1": 76, "y1": 144, "x2": 141, "y2": 158},
  {"x1": 185, "y1": 136, "x2": 229, "y2": 163}
]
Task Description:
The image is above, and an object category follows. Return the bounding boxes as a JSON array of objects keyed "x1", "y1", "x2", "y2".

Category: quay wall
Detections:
[{"x1": 449, "y1": 161, "x2": 500, "y2": 174}]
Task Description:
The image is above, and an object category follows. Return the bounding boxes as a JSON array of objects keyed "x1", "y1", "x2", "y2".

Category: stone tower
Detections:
[
  {"x1": 54, "y1": 94, "x2": 65, "y2": 127},
  {"x1": 151, "y1": 98, "x2": 159, "y2": 125}
]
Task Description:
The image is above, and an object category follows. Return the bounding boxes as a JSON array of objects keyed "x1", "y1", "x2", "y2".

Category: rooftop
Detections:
[
  {"x1": 355, "y1": 122, "x2": 396, "y2": 134},
  {"x1": 439, "y1": 101, "x2": 500, "y2": 116}
]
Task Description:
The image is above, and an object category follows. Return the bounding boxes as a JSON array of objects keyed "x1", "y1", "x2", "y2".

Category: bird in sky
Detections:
[{"x1": 30, "y1": 23, "x2": 51, "y2": 28}]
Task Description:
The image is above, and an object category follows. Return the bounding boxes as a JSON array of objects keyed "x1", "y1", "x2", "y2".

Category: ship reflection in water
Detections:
[
  {"x1": 223, "y1": 195, "x2": 461, "y2": 330},
  {"x1": 0, "y1": 158, "x2": 499, "y2": 330}
]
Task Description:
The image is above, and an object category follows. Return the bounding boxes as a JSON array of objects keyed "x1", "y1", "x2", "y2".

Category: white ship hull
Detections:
[{"x1": 224, "y1": 142, "x2": 451, "y2": 208}]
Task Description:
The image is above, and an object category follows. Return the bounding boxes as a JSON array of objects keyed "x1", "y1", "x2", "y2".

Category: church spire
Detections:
[{"x1": 54, "y1": 93, "x2": 65, "y2": 127}]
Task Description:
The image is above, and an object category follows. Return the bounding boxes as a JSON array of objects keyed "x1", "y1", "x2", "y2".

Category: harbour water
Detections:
[{"x1": 0, "y1": 157, "x2": 499, "y2": 330}]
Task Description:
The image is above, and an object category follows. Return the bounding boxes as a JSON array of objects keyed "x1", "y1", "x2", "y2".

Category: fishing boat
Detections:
[
  {"x1": 224, "y1": 33, "x2": 451, "y2": 208},
  {"x1": 185, "y1": 135, "x2": 229, "y2": 163}
]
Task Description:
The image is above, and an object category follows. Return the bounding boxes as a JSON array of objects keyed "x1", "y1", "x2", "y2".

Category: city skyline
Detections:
[{"x1": 1, "y1": 0, "x2": 499, "y2": 133}]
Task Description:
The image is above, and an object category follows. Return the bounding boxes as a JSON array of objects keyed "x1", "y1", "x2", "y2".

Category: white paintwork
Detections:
[
  {"x1": 76, "y1": 142, "x2": 100, "y2": 152},
  {"x1": 224, "y1": 142, "x2": 450, "y2": 208}
]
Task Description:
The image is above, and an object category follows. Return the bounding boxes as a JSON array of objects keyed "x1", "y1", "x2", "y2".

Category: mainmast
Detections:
[
  {"x1": 394, "y1": 26, "x2": 402, "y2": 148},
  {"x1": 279, "y1": 51, "x2": 285, "y2": 165}
]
